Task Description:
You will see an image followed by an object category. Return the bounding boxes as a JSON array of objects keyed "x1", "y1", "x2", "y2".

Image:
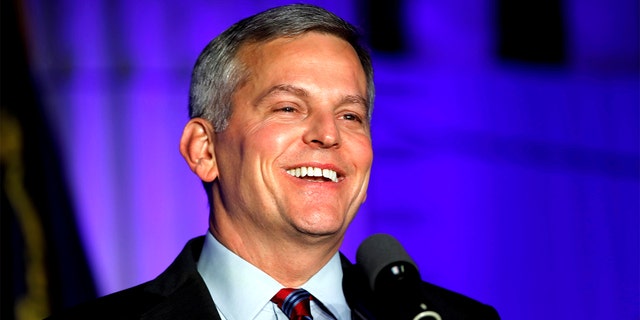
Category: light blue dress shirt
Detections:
[{"x1": 197, "y1": 231, "x2": 352, "y2": 320}]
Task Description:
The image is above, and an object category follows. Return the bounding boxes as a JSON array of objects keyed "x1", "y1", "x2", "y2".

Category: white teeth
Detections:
[{"x1": 286, "y1": 166, "x2": 339, "y2": 182}]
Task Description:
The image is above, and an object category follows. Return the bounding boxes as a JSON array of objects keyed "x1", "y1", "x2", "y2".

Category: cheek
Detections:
[
  {"x1": 350, "y1": 135, "x2": 373, "y2": 167},
  {"x1": 248, "y1": 124, "x2": 301, "y2": 153}
]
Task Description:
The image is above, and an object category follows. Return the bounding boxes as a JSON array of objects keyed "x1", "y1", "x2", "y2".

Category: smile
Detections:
[{"x1": 286, "y1": 166, "x2": 339, "y2": 183}]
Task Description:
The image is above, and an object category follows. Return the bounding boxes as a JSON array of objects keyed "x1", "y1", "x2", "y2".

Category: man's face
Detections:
[{"x1": 211, "y1": 32, "x2": 372, "y2": 240}]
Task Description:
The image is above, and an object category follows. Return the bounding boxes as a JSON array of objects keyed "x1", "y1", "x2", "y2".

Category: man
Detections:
[{"x1": 48, "y1": 4, "x2": 499, "y2": 319}]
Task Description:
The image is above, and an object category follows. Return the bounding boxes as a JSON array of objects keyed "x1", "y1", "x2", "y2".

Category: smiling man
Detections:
[
  {"x1": 179, "y1": 11, "x2": 373, "y2": 318},
  {"x1": 47, "y1": 4, "x2": 499, "y2": 320}
]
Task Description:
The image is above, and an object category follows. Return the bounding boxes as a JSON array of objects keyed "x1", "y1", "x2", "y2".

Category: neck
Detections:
[{"x1": 209, "y1": 217, "x2": 343, "y2": 287}]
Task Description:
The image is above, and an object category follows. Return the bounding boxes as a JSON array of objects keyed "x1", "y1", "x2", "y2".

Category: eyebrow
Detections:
[
  {"x1": 254, "y1": 84, "x2": 308, "y2": 106},
  {"x1": 341, "y1": 94, "x2": 368, "y2": 109},
  {"x1": 254, "y1": 84, "x2": 369, "y2": 109}
]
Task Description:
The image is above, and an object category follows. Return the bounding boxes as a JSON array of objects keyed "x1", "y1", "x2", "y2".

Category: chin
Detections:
[
  {"x1": 287, "y1": 206, "x2": 351, "y2": 237},
  {"x1": 295, "y1": 217, "x2": 346, "y2": 238}
]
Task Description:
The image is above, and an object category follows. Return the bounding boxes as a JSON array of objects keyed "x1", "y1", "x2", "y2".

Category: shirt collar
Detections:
[
  {"x1": 197, "y1": 231, "x2": 349, "y2": 320},
  {"x1": 301, "y1": 253, "x2": 351, "y2": 319}
]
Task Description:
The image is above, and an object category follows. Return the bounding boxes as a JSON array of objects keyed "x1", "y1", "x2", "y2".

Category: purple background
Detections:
[{"x1": 22, "y1": 0, "x2": 638, "y2": 319}]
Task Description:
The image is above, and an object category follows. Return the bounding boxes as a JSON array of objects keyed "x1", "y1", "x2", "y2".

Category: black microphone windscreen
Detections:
[{"x1": 356, "y1": 233, "x2": 417, "y2": 290}]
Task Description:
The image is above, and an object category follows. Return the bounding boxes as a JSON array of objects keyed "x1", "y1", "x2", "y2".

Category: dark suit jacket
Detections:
[{"x1": 47, "y1": 236, "x2": 499, "y2": 320}]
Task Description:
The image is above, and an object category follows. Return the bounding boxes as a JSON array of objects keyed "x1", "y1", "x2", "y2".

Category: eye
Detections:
[
  {"x1": 341, "y1": 113, "x2": 363, "y2": 123},
  {"x1": 277, "y1": 105, "x2": 296, "y2": 113}
]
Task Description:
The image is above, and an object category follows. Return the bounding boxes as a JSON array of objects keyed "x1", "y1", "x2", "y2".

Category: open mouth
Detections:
[{"x1": 286, "y1": 166, "x2": 339, "y2": 183}]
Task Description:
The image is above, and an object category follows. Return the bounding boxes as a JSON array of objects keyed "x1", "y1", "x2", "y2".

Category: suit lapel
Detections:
[
  {"x1": 141, "y1": 237, "x2": 221, "y2": 320},
  {"x1": 141, "y1": 278, "x2": 220, "y2": 320}
]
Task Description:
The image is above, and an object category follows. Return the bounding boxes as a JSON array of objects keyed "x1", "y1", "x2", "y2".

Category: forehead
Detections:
[{"x1": 235, "y1": 32, "x2": 367, "y2": 97}]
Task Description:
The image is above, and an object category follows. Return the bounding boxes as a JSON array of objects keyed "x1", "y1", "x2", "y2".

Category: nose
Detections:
[{"x1": 302, "y1": 112, "x2": 341, "y2": 148}]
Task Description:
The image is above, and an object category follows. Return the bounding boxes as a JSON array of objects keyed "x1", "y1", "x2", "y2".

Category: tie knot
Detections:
[{"x1": 271, "y1": 288, "x2": 313, "y2": 320}]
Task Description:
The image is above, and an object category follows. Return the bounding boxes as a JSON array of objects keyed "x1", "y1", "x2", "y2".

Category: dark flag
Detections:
[{"x1": 1, "y1": 0, "x2": 98, "y2": 319}]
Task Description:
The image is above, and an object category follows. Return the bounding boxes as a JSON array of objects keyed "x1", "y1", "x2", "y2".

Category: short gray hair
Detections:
[{"x1": 188, "y1": 4, "x2": 375, "y2": 131}]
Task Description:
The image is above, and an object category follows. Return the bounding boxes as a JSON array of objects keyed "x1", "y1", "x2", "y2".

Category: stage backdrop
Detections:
[{"x1": 21, "y1": 0, "x2": 638, "y2": 319}]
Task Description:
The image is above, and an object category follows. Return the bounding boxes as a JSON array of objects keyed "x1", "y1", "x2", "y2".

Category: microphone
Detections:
[{"x1": 356, "y1": 233, "x2": 442, "y2": 320}]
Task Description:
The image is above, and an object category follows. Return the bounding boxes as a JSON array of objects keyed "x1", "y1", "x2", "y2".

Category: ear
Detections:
[{"x1": 179, "y1": 118, "x2": 218, "y2": 182}]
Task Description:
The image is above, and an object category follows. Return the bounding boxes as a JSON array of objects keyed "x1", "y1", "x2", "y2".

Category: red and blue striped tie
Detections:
[{"x1": 271, "y1": 288, "x2": 313, "y2": 320}]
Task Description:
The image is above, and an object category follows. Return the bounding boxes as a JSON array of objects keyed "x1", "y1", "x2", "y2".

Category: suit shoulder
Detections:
[
  {"x1": 421, "y1": 281, "x2": 500, "y2": 319},
  {"x1": 46, "y1": 281, "x2": 163, "y2": 320},
  {"x1": 45, "y1": 237, "x2": 214, "y2": 320}
]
